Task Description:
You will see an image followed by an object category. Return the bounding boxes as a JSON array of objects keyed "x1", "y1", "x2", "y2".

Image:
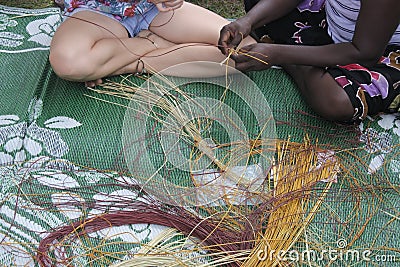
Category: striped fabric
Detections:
[{"x1": 325, "y1": 0, "x2": 400, "y2": 44}]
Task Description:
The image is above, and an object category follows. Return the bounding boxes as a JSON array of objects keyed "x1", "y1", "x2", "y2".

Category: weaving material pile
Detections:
[{"x1": 0, "y1": 5, "x2": 399, "y2": 266}]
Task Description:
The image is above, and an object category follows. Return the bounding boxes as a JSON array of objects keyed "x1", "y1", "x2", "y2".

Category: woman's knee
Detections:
[
  {"x1": 49, "y1": 47, "x2": 95, "y2": 81},
  {"x1": 290, "y1": 66, "x2": 355, "y2": 122},
  {"x1": 316, "y1": 95, "x2": 355, "y2": 122}
]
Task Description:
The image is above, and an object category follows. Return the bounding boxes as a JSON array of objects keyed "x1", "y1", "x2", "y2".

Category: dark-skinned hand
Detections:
[
  {"x1": 218, "y1": 17, "x2": 252, "y2": 56},
  {"x1": 231, "y1": 43, "x2": 271, "y2": 72}
]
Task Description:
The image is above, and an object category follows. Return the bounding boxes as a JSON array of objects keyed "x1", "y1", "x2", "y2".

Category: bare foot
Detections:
[{"x1": 85, "y1": 78, "x2": 103, "y2": 87}]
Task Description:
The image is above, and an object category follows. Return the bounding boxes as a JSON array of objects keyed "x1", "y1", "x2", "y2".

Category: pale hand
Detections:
[{"x1": 150, "y1": 0, "x2": 184, "y2": 12}]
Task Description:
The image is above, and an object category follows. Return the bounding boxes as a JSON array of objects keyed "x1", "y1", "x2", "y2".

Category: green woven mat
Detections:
[{"x1": 0, "y1": 5, "x2": 399, "y2": 266}]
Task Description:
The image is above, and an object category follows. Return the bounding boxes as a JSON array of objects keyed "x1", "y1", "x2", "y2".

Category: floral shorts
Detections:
[
  {"x1": 245, "y1": 0, "x2": 400, "y2": 122},
  {"x1": 62, "y1": 1, "x2": 159, "y2": 37}
]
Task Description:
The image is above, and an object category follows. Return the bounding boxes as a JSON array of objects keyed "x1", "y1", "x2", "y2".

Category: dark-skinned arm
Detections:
[
  {"x1": 219, "y1": 0, "x2": 302, "y2": 55},
  {"x1": 233, "y1": 0, "x2": 400, "y2": 71}
]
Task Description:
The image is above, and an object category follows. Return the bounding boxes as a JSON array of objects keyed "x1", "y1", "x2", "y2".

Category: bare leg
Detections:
[
  {"x1": 135, "y1": 2, "x2": 256, "y2": 76},
  {"x1": 151, "y1": 2, "x2": 227, "y2": 44},
  {"x1": 152, "y1": 2, "x2": 254, "y2": 50},
  {"x1": 50, "y1": 11, "x2": 172, "y2": 82},
  {"x1": 284, "y1": 65, "x2": 355, "y2": 121},
  {"x1": 50, "y1": 4, "x2": 257, "y2": 82},
  {"x1": 139, "y1": 43, "x2": 232, "y2": 76}
]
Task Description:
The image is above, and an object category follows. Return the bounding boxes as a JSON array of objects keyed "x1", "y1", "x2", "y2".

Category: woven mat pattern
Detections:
[{"x1": 0, "y1": 5, "x2": 399, "y2": 266}]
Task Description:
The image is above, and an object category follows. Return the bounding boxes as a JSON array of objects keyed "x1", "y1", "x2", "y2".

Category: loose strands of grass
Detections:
[
  {"x1": 2, "y1": 133, "x2": 396, "y2": 265},
  {"x1": 33, "y1": 139, "x2": 357, "y2": 266},
  {"x1": 89, "y1": 75, "x2": 266, "y2": 188},
  {"x1": 86, "y1": 72, "x2": 400, "y2": 266},
  {"x1": 244, "y1": 138, "x2": 335, "y2": 266}
]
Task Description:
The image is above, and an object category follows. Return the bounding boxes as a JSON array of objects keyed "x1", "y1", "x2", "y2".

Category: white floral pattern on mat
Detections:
[
  {"x1": 376, "y1": 113, "x2": 400, "y2": 136},
  {"x1": 360, "y1": 114, "x2": 399, "y2": 174},
  {"x1": 0, "y1": 156, "x2": 166, "y2": 266},
  {"x1": 0, "y1": 98, "x2": 82, "y2": 165},
  {"x1": 0, "y1": 6, "x2": 61, "y2": 52},
  {"x1": 0, "y1": 14, "x2": 24, "y2": 47},
  {"x1": 0, "y1": 13, "x2": 17, "y2": 30},
  {"x1": 26, "y1": 14, "x2": 60, "y2": 47}
]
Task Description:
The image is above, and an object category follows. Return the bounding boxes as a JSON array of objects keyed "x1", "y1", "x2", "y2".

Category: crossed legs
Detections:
[{"x1": 50, "y1": 2, "x2": 255, "y2": 83}]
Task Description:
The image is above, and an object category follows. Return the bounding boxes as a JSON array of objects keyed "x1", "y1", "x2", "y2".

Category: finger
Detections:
[
  {"x1": 85, "y1": 78, "x2": 103, "y2": 87},
  {"x1": 95, "y1": 78, "x2": 103, "y2": 85},
  {"x1": 155, "y1": 3, "x2": 172, "y2": 12},
  {"x1": 165, "y1": 3, "x2": 183, "y2": 10},
  {"x1": 234, "y1": 61, "x2": 254, "y2": 72},
  {"x1": 229, "y1": 32, "x2": 245, "y2": 49},
  {"x1": 163, "y1": 0, "x2": 183, "y2": 8},
  {"x1": 153, "y1": 0, "x2": 181, "y2": 3},
  {"x1": 230, "y1": 53, "x2": 249, "y2": 63},
  {"x1": 218, "y1": 28, "x2": 233, "y2": 55},
  {"x1": 235, "y1": 44, "x2": 259, "y2": 59},
  {"x1": 85, "y1": 81, "x2": 94, "y2": 88}
]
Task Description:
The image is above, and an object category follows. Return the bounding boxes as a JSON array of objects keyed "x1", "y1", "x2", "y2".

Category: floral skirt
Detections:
[{"x1": 244, "y1": 0, "x2": 400, "y2": 122}]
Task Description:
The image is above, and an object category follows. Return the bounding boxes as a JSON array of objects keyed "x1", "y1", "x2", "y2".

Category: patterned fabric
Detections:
[
  {"x1": 327, "y1": 48, "x2": 400, "y2": 121},
  {"x1": 64, "y1": 0, "x2": 155, "y2": 19},
  {"x1": 297, "y1": 0, "x2": 325, "y2": 12},
  {"x1": 325, "y1": 0, "x2": 400, "y2": 45},
  {"x1": 245, "y1": 0, "x2": 330, "y2": 45}
]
